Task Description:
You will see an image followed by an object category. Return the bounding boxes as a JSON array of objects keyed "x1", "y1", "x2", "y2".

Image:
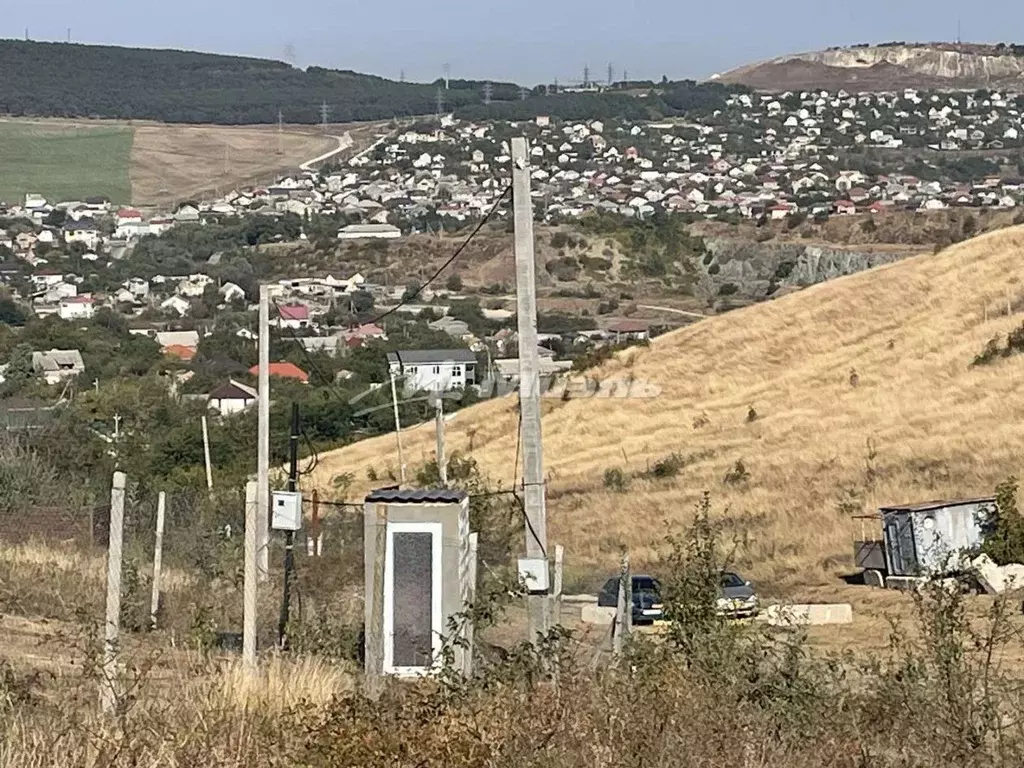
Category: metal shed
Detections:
[{"x1": 880, "y1": 497, "x2": 994, "y2": 577}]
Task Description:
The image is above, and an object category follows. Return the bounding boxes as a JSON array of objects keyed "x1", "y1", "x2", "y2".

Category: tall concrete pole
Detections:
[
  {"x1": 389, "y1": 371, "x2": 407, "y2": 485},
  {"x1": 511, "y1": 136, "x2": 550, "y2": 643},
  {"x1": 435, "y1": 397, "x2": 447, "y2": 487},
  {"x1": 257, "y1": 285, "x2": 271, "y2": 581},
  {"x1": 101, "y1": 471, "x2": 126, "y2": 714},
  {"x1": 149, "y1": 491, "x2": 166, "y2": 631},
  {"x1": 243, "y1": 480, "x2": 258, "y2": 671}
]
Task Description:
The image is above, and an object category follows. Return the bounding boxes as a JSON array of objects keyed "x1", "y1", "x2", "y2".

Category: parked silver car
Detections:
[{"x1": 716, "y1": 572, "x2": 760, "y2": 619}]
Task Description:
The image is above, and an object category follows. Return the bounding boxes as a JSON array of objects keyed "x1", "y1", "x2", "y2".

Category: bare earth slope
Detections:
[
  {"x1": 717, "y1": 44, "x2": 1024, "y2": 92},
  {"x1": 310, "y1": 227, "x2": 1024, "y2": 588}
]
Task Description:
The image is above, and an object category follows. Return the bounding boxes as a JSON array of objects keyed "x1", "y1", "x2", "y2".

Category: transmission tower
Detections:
[
  {"x1": 519, "y1": 86, "x2": 528, "y2": 101},
  {"x1": 277, "y1": 109, "x2": 284, "y2": 155},
  {"x1": 583, "y1": 64, "x2": 590, "y2": 88},
  {"x1": 607, "y1": 62, "x2": 614, "y2": 86},
  {"x1": 443, "y1": 62, "x2": 451, "y2": 90},
  {"x1": 483, "y1": 81, "x2": 493, "y2": 105},
  {"x1": 400, "y1": 68, "x2": 406, "y2": 82},
  {"x1": 623, "y1": 68, "x2": 629, "y2": 85},
  {"x1": 319, "y1": 101, "x2": 330, "y2": 129}
]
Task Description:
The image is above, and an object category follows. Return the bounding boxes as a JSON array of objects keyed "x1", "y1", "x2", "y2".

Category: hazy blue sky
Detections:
[{"x1": 5, "y1": 0, "x2": 1024, "y2": 84}]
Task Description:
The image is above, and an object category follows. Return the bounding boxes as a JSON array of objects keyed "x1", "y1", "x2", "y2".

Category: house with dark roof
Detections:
[
  {"x1": 386, "y1": 349, "x2": 476, "y2": 393},
  {"x1": 208, "y1": 380, "x2": 259, "y2": 416}
]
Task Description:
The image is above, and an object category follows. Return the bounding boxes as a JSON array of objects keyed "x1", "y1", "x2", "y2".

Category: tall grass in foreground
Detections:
[{"x1": 5, "y1": 497, "x2": 1024, "y2": 767}]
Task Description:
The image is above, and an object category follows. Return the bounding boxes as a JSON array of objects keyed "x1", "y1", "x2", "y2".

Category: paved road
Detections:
[{"x1": 638, "y1": 304, "x2": 707, "y2": 320}]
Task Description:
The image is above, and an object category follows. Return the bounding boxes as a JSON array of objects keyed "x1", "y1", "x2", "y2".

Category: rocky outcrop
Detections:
[
  {"x1": 717, "y1": 44, "x2": 1024, "y2": 91},
  {"x1": 697, "y1": 239, "x2": 912, "y2": 300}
]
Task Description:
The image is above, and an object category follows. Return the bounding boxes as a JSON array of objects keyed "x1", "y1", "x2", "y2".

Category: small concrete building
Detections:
[{"x1": 363, "y1": 489, "x2": 473, "y2": 677}]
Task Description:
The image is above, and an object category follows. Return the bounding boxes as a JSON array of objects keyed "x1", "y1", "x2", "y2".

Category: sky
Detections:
[{"x1": 5, "y1": 0, "x2": 1024, "y2": 85}]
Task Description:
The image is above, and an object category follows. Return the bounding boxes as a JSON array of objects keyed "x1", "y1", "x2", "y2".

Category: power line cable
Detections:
[{"x1": 365, "y1": 184, "x2": 511, "y2": 327}]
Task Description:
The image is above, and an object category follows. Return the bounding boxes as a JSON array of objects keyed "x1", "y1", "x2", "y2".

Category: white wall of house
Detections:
[
  {"x1": 209, "y1": 396, "x2": 254, "y2": 416},
  {"x1": 388, "y1": 361, "x2": 474, "y2": 392},
  {"x1": 58, "y1": 301, "x2": 94, "y2": 320}
]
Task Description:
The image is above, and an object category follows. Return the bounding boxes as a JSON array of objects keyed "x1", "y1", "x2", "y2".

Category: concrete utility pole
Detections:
[
  {"x1": 201, "y1": 415, "x2": 213, "y2": 493},
  {"x1": 149, "y1": 491, "x2": 166, "y2": 631},
  {"x1": 101, "y1": 471, "x2": 126, "y2": 714},
  {"x1": 512, "y1": 136, "x2": 550, "y2": 643},
  {"x1": 435, "y1": 396, "x2": 447, "y2": 487},
  {"x1": 257, "y1": 285, "x2": 271, "y2": 581},
  {"x1": 277, "y1": 402, "x2": 300, "y2": 650},
  {"x1": 389, "y1": 372, "x2": 407, "y2": 485},
  {"x1": 366, "y1": 503, "x2": 388, "y2": 698},
  {"x1": 612, "y1": 551, "x2": 631, "y2": 660},
  {"x1": 243, "y1": 480, "x2": 258, "y2": 672}
]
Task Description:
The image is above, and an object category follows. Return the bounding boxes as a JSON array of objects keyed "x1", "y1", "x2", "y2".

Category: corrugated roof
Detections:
[
  {"x1": 386, "y1": 349, "x2": 477, "y2": 365},
  {"x1": 364, "y1": 488, "x2": 467, "y2": 504},
  {"x1": 880, "y1": 497, "x2": 995, "y2": 514}
]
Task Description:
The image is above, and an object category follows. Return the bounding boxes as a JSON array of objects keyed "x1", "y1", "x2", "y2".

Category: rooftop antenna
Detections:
[
  {"x1": 483, "y1": 81, "x2": 493, "y2": 105},
  {"x1": 443, "y1": 62, "x2": 450, "y2": 90}
]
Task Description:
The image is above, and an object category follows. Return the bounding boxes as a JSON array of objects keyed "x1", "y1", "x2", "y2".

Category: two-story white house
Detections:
[{"x1": 386, "y1": 349, "x2": 477, "y2": 393}]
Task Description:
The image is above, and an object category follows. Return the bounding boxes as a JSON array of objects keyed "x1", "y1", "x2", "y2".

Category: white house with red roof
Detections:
[
  {"x1": 277, "y1": 303, "x2": 310, "y2": 330},
  {"x1": 58, "y1": 294, "x2": 94, "y2": 321},
  {"x1": 115, "y1": 207, "x2": 149, "y2": 240}
]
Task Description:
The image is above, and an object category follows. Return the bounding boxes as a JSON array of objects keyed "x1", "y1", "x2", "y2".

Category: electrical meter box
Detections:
[
  {"x1": 517, "y1": 557, "x2": 550, "y2": 593},
  {"x1": 271, "y1": 491, "x2": 303, "y2": 531}
]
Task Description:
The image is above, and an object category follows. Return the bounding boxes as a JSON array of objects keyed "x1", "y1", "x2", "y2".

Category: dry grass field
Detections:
[
  {"x1": 0, "y1": 117, "x2": 383, "y2": 209},
  {"x1": 310, "y1": 225, "x2": 1024, "y2": 589},
  {"x1": 130, "y1": 122, "x2": 364, "y2": 207}
]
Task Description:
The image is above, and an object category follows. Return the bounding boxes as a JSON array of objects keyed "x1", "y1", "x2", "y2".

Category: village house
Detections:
[
  {"x1": 32, "y1": 349, "x2": 85, "y2": 385},
  {"x1": 58, "y1": 295, "x2": 95, "y2": 321},
  {"x1": 277, "y1": 303, "x2": 311, "y2": 330},
  {"x1": 248, "y1": 362, "x2": 309, "y2": 383},
  {"x1": 386, "y1": 349, "x2": 477, "y2": 393},
  {"x1": 207, "y1": 380, "x2": 259, "y2": 416}
]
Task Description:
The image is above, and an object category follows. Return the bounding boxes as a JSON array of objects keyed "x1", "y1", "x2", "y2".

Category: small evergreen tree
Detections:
[{"x1": 981, "y1": 478, "x2": 1024, "y2": 565}]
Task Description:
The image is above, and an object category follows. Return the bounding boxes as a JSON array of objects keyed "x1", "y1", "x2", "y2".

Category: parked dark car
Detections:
[{"x1": 598, "y1": 575, "x2": 664, "y2": 625}]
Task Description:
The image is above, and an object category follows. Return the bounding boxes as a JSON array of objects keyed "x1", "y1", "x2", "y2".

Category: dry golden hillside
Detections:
[{"x1": 310, "y1": 226, "x2": 1024, "y2": 589}]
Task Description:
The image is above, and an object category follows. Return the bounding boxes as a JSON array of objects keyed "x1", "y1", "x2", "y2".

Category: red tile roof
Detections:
[
  {"x1": 278, "y1": 304, "x2": 309, "y2": 321},
  {"x1": 248, "y1": 362, "x2": 309, "y2": 383},
  {"x1": 163, "y1": 344, "x2": 196, "y2": 361}
]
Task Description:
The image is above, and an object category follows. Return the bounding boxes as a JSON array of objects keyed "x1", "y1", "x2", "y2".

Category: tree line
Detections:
[{"x1": 0, "y1": 40, "x2": 745, "y2": 125}]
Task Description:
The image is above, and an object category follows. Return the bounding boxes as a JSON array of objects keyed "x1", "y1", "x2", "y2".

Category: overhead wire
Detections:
[{"x1": 364, "y1": 183, "x2": 512, "y2": 327}]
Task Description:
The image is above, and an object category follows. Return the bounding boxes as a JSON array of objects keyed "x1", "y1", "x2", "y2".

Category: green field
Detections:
[{"x1": 0, "y1": 121, "x2": 133, "y2": 206}]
